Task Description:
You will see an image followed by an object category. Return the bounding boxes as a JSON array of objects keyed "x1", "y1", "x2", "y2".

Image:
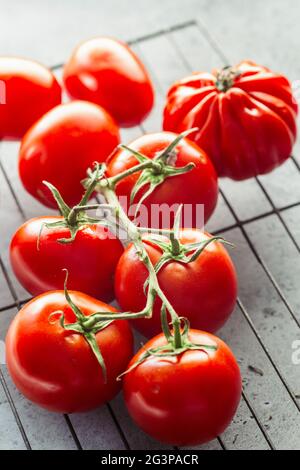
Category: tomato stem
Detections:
[
  {"x1": 172, "y1": 317, "x2": 183, "y2": 349},
  {"x1": 109, "y1": 159, "x2": 155, "y2": 188},
  {"x1": 169, "y1": 205, "x2": 183, "y2": 256},
  {"x1": 100, "y1": 161, "x2": 187, "y2": 337},
  {"x1": 215, "y1": 65, "x2": 240, "y2": 92}
]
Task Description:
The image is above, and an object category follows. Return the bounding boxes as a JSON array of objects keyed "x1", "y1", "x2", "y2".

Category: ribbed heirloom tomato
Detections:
[
  {"x1": 63, "y1": 37, "x2": 154, "y2": 127},
  {"x1": 10, "y1": 217, "x2": 124, "y2": 302},
  {"x1": 0, "y1": 57, "x2": 61, "y2": 139},
  {"x1": 123, "y1": 330, "x2": 242, "y2": 446},
  {"x1": 106, "y1": 132, "x2": 218, "y2": 228},
  {"x1": 115, "y1": 230, "x2": 237, "y2": 337},
  {"x1": 19, "y1": 101, "x2": 120, "y2": 208},
  {"x1": 6, "y1": 291, "x2": 133, "y2": 413},
  {"x1": 163, "y1": 60, "x2": 298, "y2": 180}
]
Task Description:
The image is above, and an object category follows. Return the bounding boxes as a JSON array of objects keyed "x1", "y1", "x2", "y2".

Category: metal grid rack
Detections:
[{"x1": 1, "y1": 20, "x2": 300, "y2": 450}]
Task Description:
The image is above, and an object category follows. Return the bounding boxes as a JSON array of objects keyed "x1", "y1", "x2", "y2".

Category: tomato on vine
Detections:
[
  {"x1": 10, "y1": 173, "x2": 124, "y2": 303},
  {"x1": 6, "y1": 283, "x2": 133, "y2": 413},
  {"x1": 123, "y1": 327, "x2": 242, "y2": 446},
  {"x1": 10, "y1": 216, "x2": 123, "y2": 302},
  {"x1": 115, "y1": 228, "x2": 237, "y2": 338},
  {"x1": 106, "y1": 130, "x2": 218, "y2": 228}
]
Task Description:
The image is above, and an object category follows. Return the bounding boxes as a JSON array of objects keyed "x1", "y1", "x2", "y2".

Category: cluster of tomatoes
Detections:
[{"x1": 1, "y1": 35, "x2": 297, "y2": 447}]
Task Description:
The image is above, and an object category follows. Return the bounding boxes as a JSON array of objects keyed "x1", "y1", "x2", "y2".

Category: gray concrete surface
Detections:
[{"x1": 1, "y1": 0, "x2": 300, "y2": 450}]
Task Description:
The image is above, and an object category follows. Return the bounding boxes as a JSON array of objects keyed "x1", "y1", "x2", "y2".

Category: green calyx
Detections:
[
  {"x1": 152, "y1": 234, "x2": 230, "y2": 274},
  {"x1": 119, "y1": 128, "x2": 198, "y2": 218},
  {"x1": 118, "y1": 310, "x2": 217, "y2": 379},
  {"x1": 39, "y1": 164, "x2": 112, "y2": 246},
  {"x1": 49, "y1": 270, "x2": 113, "y2": 382},
  {"x1": 50, "y1": 270, "x2": 160, "y2": 382},
  {"x1": 215, "y1": 65, "x2": 241, "y2": 92},
  {"x1": 147, "y1": 205, "x2": 232, "y2": 275}
]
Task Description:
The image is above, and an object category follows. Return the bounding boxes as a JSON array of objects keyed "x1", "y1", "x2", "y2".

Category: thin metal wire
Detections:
[
  {"x1": 63, "y1": 414, "x2": 83, "y2": 450},
  {"x1": 0, "y1": 367, "x2": 31, "y2": 450},
  {"x1": 291, "y1": 156, "x2": 300, "y2": 172},
  {"x1": 128, "y1": 20, "x2": 197, "y2": 46},
  {"x1": 219, "y1": 187, "x2": 300, "y2": 329},
  {"x1": 214, "y1": 199, "x2": 300, "y2": 235},
  {"x1": 0, "y1": 297, "x2": 31, "y2": 314},
  {"x1": 241, "y1": 390, "x2": 275, "y2": 450},
  {"x1": 48, "y1": 20, "x2": 197, "y2": 72},
  {"x1": 238, "y1": 298, "x2": 300, "y2": 412},
  {"x1": 196, "y1": 17, "x2": 229, "y2": 65},
  {"x1": 106, "y1": 403, "x2": 131, "y2": 450},
  {"x1": 217, "y1": 437, "x2": 226, "y2": 450},
  {"x1": 0, "y1": 158, "x2": 26, "y2": 219},
  {"x1": 255, "y1": 176, "x2": 300, "y2": 254},
  {"x1": 0, "y1": 256, "x2": 19, "y2": 305}
]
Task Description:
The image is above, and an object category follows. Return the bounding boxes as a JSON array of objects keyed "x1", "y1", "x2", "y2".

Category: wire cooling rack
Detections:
[{"x1": 1, "y1": 20, "x2": 300, "y2": 450}]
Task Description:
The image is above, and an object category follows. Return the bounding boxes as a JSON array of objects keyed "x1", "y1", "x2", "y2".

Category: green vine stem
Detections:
[
  {"x1": 39, "y1": 165, "x2": 112, "y2": 245},
  {"x1": 99, "y1": 180, "x2": 184, "y2": 347},
  {"x1": 45, "y1": 130, "x2": 228, "y2": 375}
]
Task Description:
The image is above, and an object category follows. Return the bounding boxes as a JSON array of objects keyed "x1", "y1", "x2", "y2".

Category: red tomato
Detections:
[
  {"x1": 10, "y1": 216, "x2": 124, "y2": 302},
  {"x1": 123, "y1": 329, "x2": 241, "y2": 446},
  {"x1": 115, "y1": 230, "x2": 237, "y2": 337},
  {"x1": 163, "y1": 61, "x2": 298, "y2": 180},
  {"x1": 63, "y1": 37, "x2": 154, "y2": 127},
  {"x1": 106, "y1": 132, "x2": 218, "y2": 228},
  {"x1": 19, "y1": 101, "x2": 120, "y2": 208},
  {"x1": 6, "y1": 291, "x2": 133, "y2": 413},
  {"x1": 0, "y1": 57, "x2": 61, "y2": 139}
]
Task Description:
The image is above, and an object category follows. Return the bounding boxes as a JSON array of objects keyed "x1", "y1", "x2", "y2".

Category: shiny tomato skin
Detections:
[
  {"x1": 6, "y1": 291, "x2": 133, "y2": 413},
  {"x1": 10, "y1": 216, "x2": 124, "y2": 303},
  {"x1": 19, "y1": 101, "x2": 120, "y2": 208},
  {"x1": 115, "y1": 230, "x2": 237, "y2": 338},
  {"x1": 106, "y1": 132, "x2": 218, "y2": 228},
  {"x1": 123, "y1": 330, "x2": 242, "y2": 446},
  {"x1": 163, "y1": 61, "x2": 298, "y2": 180},
  {"x1": 63, "y1": 37, "x2": 154, "y2": 127},
  {"x1": 0, "y1": 57, "x2": 61, "y2": 140}
]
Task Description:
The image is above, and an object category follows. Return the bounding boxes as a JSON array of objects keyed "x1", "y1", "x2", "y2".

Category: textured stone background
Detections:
[{"x1": 1, "y1": 0, "x2": 300, "y2": 451}]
